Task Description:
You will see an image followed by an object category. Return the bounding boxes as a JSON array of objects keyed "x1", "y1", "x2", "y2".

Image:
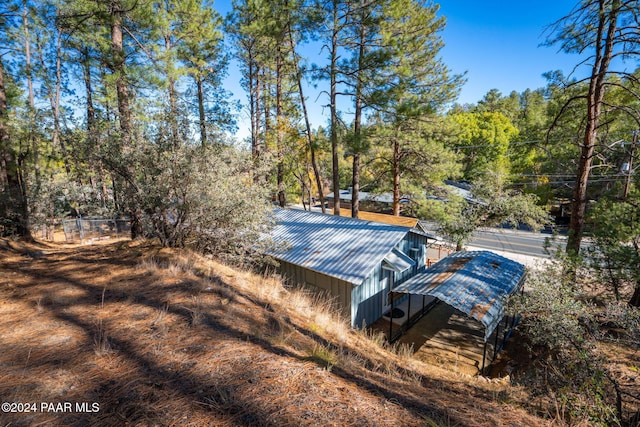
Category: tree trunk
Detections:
[
  {"x1": 247, "y1": 42, "x2": 262, "y2": 165},
  {"x1": 255, "y1": 67, "x2": 262, "y2": 153},
  {"x1": 22, "y1": 0, "x2": 42, "y2": 188},
  {"x1": 351, "y1": 0, "x2": 367, "y2": 220},
  {"x1": 0, "y1": 58, "x2": 31, "y2": 239},
  {"x1": 262, "y1": 71, "x2": 272, "y2": 187},
  {"x1": 111, "y1": 7, "x2": 132, "y2": 146},
  {"x1": 35, "y1": 30, "x2": 70, "y2": 174},
  {"x1": 288, "y1": 28, "x2": 325, "y2": 213},
  {"x1": 197, "y1": 75, "x2": 207, "y2": 146},
  {"x1": 165, "y1": 35, "x2": 179, "y2": 147},
  {"x1": 110, "y1": 0, "x2": 142, "y2": 239},
  {"x1": 82, "y1": 47, "x2": 108, "y2": 207},
  {"x1": 392, "y1": 134, "x2": 401, "y2": 216},
  {"x1": 251, "y1": 60, "x2": 264, "y2": 184},
  {"x1": 23, "y1": 0, "x2": 35, "y2": 109},
  {"x1": 351, "y1": 153, "x2": 360, "y2": 218},
  {"x1": 53, "y1": 32, "x2": 68, "y2": 173},
  {"x1": 566, "y1": 0, "x2": 618, "y2": 254},
  {"x1": 330, "y1": 0, "x2": 341, "y2": 216},
  {"x1": 83, "y1": 47, "x2": 96, "y2": 132},
  {"x1": 622, "y1": 131, "x2": 637, "y2": 200},
  {"x1": 630, "y1": 285, "x2": 640, "y2": 307},
  {"x1": 248, "y1": 50, "x2": 258, "y2": 158},
  {"x1": 276, "y1": 45, "x2": 286, "y2": 208}
]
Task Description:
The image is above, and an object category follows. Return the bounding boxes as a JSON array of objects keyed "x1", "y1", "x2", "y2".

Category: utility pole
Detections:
[{"x1": 623, "y1": 130, "x2": 638, "y2": 201}]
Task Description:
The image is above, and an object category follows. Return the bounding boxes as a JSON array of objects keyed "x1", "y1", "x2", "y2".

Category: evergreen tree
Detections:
[
  {"x1": 0, "y1": 1, "x2": 31, "y2": 238},
  {"x1": 370, "y1": 0, "x2": 463, "y2": 215},
  {"x1": 546, "y1": 0, "x2": 640, "y2": 254}
]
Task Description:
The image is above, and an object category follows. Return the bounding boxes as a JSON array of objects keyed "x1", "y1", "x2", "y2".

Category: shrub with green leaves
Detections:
[
  {"x1": 585, "y1": 191, "x2": 640, "y2": 306},
  {"x1": 136, "y1": 144, "x2": 274, "y2": 266},
  {"x1": 512, "y1": 259, "x2": 622, "y2": 426}
]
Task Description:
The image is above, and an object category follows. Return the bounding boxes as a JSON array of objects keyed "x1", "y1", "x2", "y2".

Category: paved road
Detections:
[{"x1": 468, "y1": 229, "x2": 567, "y2": 258}]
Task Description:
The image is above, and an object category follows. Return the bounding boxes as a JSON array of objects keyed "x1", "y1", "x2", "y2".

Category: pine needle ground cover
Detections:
[{"x1": 0, "y1": 238, "x2": 549, "y2": 426}]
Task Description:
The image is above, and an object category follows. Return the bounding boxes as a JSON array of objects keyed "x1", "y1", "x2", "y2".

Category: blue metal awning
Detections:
[{"x1": 392, "y1": 251, "x2": 526, "y2": 341}]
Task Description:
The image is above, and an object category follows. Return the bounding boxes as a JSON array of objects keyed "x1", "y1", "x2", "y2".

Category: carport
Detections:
[{"x1": 388, "y1": 250, "x2": 526, "y2": 375}]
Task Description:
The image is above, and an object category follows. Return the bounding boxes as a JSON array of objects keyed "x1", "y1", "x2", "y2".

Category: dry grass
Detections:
[{"x1": 0, "y1": 238, "x2": 552, "y2": 426}]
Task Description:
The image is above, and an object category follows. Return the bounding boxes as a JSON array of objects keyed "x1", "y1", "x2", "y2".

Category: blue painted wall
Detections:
[{"x1": 352, "y1": 231, "x2": 428, "y2": 328}]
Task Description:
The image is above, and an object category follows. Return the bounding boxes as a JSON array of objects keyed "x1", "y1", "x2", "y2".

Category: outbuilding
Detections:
[
  {"x1": 325, "y1": 189, "x2": 410, "y2": 214},
  {"x1": 268, "y1": 208, "x2": 431, "y2": 328},
  {"x1": 390, "y1": 250, "x2": 526, "y2": 374}
]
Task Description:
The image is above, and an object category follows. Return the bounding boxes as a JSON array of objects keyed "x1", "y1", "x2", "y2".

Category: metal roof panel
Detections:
[
  {"x1": 393, "y1": 251, "x2": 525, "y2": 341},
  {"x1": 268, "y1": 208, "x2": 414, "y2": 285}
]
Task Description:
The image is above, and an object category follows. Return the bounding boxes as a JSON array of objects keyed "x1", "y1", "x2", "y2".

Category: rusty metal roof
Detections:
[
  {"x1": 268, "y1": 208, "x2": 415, "y2": 285},
  {"x1": 393, "y1": 251, "x2": 526, "y2": 341}
]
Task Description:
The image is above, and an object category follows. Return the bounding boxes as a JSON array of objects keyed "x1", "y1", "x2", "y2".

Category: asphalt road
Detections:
[{"x1": 468, "y1": 229, "x2": 567, "y2": 258}]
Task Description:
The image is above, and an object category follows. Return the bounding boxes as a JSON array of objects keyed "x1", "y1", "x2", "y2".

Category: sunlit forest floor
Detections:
[{"x1": 0, "y1": 237, "x2": 631, "y2": 426}]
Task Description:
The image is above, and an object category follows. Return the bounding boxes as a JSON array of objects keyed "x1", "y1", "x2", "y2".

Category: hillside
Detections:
[{"x1": 0, "y1": 238, "x2": 550, "y2": 426}]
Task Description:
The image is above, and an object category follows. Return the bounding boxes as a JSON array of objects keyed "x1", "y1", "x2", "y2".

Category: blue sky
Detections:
[
  {"x1": 437, "y1": 1, "x2": 582, "y2": 104},
  {"x1": 215, "y1": 1, "x2": 587, "y2": 139}
]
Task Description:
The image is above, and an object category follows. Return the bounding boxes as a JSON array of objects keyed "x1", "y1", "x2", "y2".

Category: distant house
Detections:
[
  {"x1": 268, "y1": 208, "x2": 431, "y2": 328},
  {"x1": 325, "y1": 189, "x2": 410, "y2": 214},
  {"x1": 425, "y1": 180, "x2": 485, "y2": 206},
  {"x1": 443, "y1": 180, "x2": 480, "y2": 204}
]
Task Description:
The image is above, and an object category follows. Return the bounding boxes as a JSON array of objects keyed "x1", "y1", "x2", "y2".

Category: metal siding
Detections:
[
  {"x1": 351, "y1": 232, "x2": 428, "y2": 328},
  {"x1": 344, "y1": 282, "x2": 352, "y2": 324},
  {"x1": 352, "y1": 265, "x2": 385, "y2": 328},
  {"x1": 339, "y1": 279, "x2": 352, "y2": 318},
  {"x1": 332, "y1": 277, "x2": 340, "y2": 299},
  {"x1": 282, "y1": 263, "x2": 292, "y2": 283},
  {"x1": 306, "y1": 269, "x2": 316, "y2": 285},
  {"x1": 332, "y1": 276, "x2": 350, "y2": 319},
  {"x1": 296, "y1": 264, "x2": 304, "y2": 284},
  {"x1": 394, "y1": 232, "x2": 428, "y2": 286},
  {"x1": 279, "y1": 261, "x2": 382, "y2": 327},
  {"x1": 318, "y1": 273, "x2": 331, "y2": 292},
  {"x1": 279, "y1": 260, "x2": 352, "y2": 319}
]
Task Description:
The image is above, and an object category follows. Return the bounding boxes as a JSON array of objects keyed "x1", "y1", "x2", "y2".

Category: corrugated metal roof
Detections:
[
  {"x1": 393, "y1": 251, "x2": 525, "y2": 341},
  {"x1": 268, "y1": 208, "x2": 413, "y2": 285}
]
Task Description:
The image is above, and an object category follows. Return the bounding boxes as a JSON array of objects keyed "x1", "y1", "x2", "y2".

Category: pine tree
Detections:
[
  {"x1": 369, "y1": 0, "x2": 463, "y2": 215},
  {"x1": 0, "y1": 2, "x2": 31, "y2": 238},
  {"x1": 547, "y1": 0, "x2": 640, "y2": 254}
]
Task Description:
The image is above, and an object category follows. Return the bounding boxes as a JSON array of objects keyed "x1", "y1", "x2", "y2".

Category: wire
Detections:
[
  {"x1": 449, "y1": 130, "x2": 638, "y2": 149},
  {"x1": 512, "y1": 177, "x2": 629, "y2": 186}
]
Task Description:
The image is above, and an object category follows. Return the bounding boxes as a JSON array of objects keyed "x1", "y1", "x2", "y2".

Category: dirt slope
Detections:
[{"x1": 0, "y1": 239, "x2": 549, "y2": 426}]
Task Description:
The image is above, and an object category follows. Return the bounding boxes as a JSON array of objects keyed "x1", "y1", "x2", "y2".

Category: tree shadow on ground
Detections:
[{"x1": 0, "y1": 241, "x2": 543, "y2": 426}]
